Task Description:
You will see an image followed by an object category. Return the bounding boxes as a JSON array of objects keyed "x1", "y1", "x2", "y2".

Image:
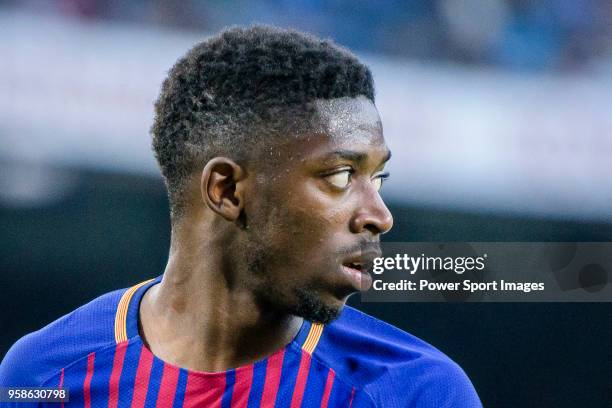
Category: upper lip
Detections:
[{"x1": 342, "y1": 249, "x2": 381, "y2": 269}]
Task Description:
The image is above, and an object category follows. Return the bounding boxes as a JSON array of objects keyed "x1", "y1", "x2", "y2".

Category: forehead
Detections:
[
  {"x1": 287, "y1": 96, "x2": 386, "y2": 159},
  {"x1": 311, "y1": 96, "x2": 383, "y2": 144},
  {"x1": 253, "y1": 96, "x2": 387, "y2": 172}
]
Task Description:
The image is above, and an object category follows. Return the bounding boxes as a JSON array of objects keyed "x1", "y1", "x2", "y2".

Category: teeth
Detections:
[{"x1": 343, "y1": 262, "x2": 363, "y2": 269}]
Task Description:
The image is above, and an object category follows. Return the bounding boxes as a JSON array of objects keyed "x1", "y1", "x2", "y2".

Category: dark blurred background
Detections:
[{"x1": 1, "y1": 1, "x2": 611, "y2": 407}]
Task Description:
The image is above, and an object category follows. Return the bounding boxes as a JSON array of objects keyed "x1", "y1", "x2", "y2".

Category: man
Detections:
[{"x1": 0, "y1": 26, "x2": 481, "y2": 407}]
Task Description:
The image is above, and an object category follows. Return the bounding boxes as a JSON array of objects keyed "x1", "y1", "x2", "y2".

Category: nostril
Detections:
[{"x1": 350, "y1": 196, "x2": 393, "y2": 235}]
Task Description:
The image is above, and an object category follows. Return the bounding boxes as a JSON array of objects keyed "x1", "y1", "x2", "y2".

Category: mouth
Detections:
[
  {"x1": 337, "y1": 244, "x2": 380, "y2": 292},
  {"x1": 340, "y1": 261, "x2": 373, "y2": 291}
]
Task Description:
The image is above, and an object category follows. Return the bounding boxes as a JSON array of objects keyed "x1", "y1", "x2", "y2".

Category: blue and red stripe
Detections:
[
  {"x1": 83, "y1": 352, "x2": 95, "y2": 408},
  {"x1": 172, "y1": 369, "x2": 189, "y2": 408},
  {"x1": 109, "y1": 341, "x2": 129, "y2": 408},
  {"x1": 275, "y1": 346, "x2": 305, "y2": 408},
  {"x1": 221, "y1": 369, "x2": 235, "y2": 408},
  {"x1": 155, "y1": 363, "x2": 180, "y2": 407},
  {"x1": 246, "y1": 359, "x2": 267, "y2": 408},
  {"x1": 131, "y1": 344, "x2": 154, "y2": 407},
  {"x1": 117, "y1": 340, "x2": 144, "y2": 406},
  {"x1": 320, "y1": 369, "x2": 335, "y2": 408},
  {"x1": 260, "y1": 349, "x2": 286, "y2": 407},
  {"x1": 289, "y1": 350, "x2": 312, "y2": 408},
  {"x1": 143, "y1": 357, "x2": 165, "y2": 408},
  {"x1": 230, "y1": 365, "x2": 254, "y2": 408},
  {"x1": 182, "y1": 371, "x2": 226, "y2": 407}
]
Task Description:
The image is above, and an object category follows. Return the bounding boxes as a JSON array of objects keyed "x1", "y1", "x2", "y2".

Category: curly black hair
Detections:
[{"x1": 151, "y1": 25, "x2": 375, "y2": 219}]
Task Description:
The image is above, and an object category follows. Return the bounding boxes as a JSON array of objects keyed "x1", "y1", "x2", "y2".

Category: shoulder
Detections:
[
  {"x1": 315, "y1": 305, "x2": 482, "y2": 407},
  {"x1": 0, "y1": 287, "x2": 126, "y2": 387}
]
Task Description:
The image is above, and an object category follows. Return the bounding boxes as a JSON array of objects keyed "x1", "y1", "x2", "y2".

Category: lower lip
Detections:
[{"x1": 341, "y1": 265, "x2": 373, "y2": 291}]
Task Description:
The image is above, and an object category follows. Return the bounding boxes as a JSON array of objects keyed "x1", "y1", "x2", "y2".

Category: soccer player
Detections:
[{"x1": 0, "y1": 26, "x2": 481, "y2": 407}]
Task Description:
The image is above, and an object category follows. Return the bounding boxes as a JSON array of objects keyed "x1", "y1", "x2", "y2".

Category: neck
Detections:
[{"x1": 139, "y1": 218, "x2": 302, "y2": 372}]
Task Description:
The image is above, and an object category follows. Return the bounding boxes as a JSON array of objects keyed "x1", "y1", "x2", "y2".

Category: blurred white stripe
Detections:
[{"x1": 1, "y1": 10, "x2": 611, "y2": 221}]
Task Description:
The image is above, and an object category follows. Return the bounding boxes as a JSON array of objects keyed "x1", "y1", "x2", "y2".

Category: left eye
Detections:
[{"x1": 325, "y1": 171, "x2": 351, "y2": 188}]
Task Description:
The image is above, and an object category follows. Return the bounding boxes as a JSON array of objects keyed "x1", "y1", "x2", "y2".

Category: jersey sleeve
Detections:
[
  {"x1": 0, "y1": 333, "x2": 49, "y2": 408},
  {"x1": 1, "y1": 287, "x2": 125, "y2": 388},
  {"x1": 0, "y1": 332, "x2": 49, "y2": 387}
]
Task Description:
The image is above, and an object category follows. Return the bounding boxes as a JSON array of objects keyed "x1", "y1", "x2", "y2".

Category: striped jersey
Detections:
[{"x1": 0, "y1": 276, "x2": 481, "y2": 407}]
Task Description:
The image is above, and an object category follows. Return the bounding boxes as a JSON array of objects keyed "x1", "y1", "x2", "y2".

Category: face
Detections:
[{"x1": 242, "y1": 96, "x2": 393, "y2": 323}]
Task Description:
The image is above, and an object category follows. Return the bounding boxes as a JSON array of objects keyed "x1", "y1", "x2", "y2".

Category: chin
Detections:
[{"x1": 294, "y1": 287, "x2": 345, "y2": 324}]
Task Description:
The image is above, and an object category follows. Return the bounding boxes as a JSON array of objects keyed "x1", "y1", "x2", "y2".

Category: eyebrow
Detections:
[{"x1": 320, "y1": 149, "x2": 392, "y2": 165}]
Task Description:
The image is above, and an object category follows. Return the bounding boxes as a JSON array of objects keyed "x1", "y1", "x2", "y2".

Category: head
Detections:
[{"x1": 152, "y1": 26, "x2": 393, "y2": 324}]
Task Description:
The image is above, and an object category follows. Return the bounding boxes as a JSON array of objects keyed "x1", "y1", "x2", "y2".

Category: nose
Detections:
[{"x1": 349, "y1": 190, "x2": 394, "y2": 236}]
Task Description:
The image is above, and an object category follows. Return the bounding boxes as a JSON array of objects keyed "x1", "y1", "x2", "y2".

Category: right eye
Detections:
[{"x1": 325, "y1": 170, "x2": 352, "y2": 189}]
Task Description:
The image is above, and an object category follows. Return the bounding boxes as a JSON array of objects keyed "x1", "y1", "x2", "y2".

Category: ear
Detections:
[{"x1": 201, "y1": 157, "x2": 246, "y2": 222}]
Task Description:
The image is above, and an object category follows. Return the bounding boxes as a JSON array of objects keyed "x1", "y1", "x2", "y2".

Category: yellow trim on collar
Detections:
[
  {"x1": 302, "y1": 322, "x2": 324, "y2": 355},
  {"x1": 114, "y1": 279, "x2": 154, "y2": 343}
]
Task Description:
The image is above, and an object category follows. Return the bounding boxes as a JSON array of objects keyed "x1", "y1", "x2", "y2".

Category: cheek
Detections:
[
  {"x1": 282, "y1": 186, "x2": 348, "y2": 242},
  {"x1": 251, "y1": 179, "x2": 351, "y2": 258},
  {"x1": 274, "y1": 197, "x2": 352, "y2": 275},
  {"x1": 325, "y1": 204, "x2": 352, "y2": 226}
]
